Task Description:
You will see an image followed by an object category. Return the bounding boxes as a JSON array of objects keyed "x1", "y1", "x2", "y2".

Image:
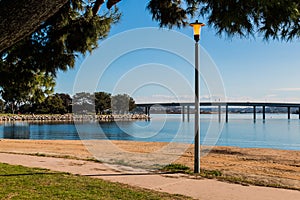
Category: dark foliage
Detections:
[{"x1": 147, "y1": 0, "x2": 300, "y2": 40}]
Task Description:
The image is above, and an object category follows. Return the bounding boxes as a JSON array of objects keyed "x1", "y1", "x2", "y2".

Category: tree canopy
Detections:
[
  {"x1": 1, "y1": 0, "x2": 299, "y2": 51},
  {"x1": 72, "y1": 92, "x2": 136, "y2": 114},
  {"x1": 111, "y1": 94, "x2": 136, "y2": 114},
  {"x1": 147, "y1": 0, "x2": 300, "y2": 41},
  {"x1": 16, "y1": 92, "x2": 136, "y2": 115},
  {"x1": 34, "y1": 94, "x2": 67, "y2": 114},
  {"x1": 0, "y1": 0, "x2": 120, "y2": 106},
  {"x1": 95, "y1": 92, "x2": 111, "y2": 114},
  {"x1": 0, "y1": 0, "x2": 122, "y2": 52},
  {"x1": 72, "y1": 92, "x2": 95, "y2": 114}
]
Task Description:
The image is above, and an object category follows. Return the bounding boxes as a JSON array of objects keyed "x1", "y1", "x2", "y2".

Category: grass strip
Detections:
[{"x1": 0, "y1": 163, "x2": 192, "y2": 200}]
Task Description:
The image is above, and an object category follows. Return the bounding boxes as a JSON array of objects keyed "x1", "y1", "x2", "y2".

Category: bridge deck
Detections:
[
  {"x1": 137, "y1": 102, "x2": 300, "y2": 121},
  {"x1": 137, "y1": 102, "x2": 300, "y2": 108}
]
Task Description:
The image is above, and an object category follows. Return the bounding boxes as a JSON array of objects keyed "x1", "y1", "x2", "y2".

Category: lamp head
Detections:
[{"x1": 190, "y1": 20, "x2": 205, "y2": 42}]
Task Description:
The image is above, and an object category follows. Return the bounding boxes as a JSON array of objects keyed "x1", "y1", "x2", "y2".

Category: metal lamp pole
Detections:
[{"x1": 190, "y1": 20, "x2": 205, "y2": 173}]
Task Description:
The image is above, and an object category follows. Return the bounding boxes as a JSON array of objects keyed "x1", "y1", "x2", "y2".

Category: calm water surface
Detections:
[{"x1": 1, "y1": 114, "x2": 300, "y2": 150}]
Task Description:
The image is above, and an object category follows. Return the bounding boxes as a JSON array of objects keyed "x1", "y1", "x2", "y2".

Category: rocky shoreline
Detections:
[{"x1": 0, "y1": 114, "x2": 150, "y2": 122}]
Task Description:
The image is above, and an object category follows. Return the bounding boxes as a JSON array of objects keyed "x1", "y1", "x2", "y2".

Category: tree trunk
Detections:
[
  {"x1": 0, "y1": 0, "x2": 68, "y2": 53},
  {"x1": 11, "y1": 103, "x2": 15, "y2": 114}
]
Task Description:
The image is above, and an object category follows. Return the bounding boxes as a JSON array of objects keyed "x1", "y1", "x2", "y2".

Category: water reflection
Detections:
[{"x1": 3, "y1": 122, "x2": 30, "y2": 139}]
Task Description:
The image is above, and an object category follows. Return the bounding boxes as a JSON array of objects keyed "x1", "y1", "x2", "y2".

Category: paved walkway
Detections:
[{"x1": 0, "y1": 153, "x2": 300, "y2": 200}]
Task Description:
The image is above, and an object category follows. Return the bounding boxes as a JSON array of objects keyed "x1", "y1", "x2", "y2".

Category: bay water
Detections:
[{"x1": 1, "y1": 114, "x2": 300, "y2": 150}]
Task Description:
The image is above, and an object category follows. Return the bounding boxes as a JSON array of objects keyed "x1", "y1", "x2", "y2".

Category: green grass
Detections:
[
  {"x1": 0, "y1": 163, "x2": 191, "y2": 200},
  {"x1": 161, "y1": 164, "x2": 192, "y2": 174},
  {"x1": 161, "y1": 164, "x2": 222, "y2": 177}
]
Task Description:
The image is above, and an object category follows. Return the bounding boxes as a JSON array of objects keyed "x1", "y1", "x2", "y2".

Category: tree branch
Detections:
[
  {"x1": 92, "y1": 0, "x2": 105, "y2": 16},
  {"x1": 0, "y1": 0, "x2": 68, "y2": 53},
  {"x1": 107, "y1": 0, "x2": 121, "y2": 9}
]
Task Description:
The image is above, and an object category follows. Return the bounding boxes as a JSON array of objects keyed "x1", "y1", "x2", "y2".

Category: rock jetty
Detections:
[{"x1": 0, "y1": 114, "x2": 150, "y2": 122}]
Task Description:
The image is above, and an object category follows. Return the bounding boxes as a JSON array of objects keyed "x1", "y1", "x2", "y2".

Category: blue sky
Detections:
[{"x1": 55, "y1": 0, "x2": 300, "y2": 103}]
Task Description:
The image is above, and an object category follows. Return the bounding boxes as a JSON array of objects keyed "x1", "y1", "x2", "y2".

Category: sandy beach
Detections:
[{"x1": 0, "y1": 139, "x2": 300, "y2": 191}]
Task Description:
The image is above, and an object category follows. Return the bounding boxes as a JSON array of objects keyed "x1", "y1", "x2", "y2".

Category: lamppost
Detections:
[{"x1": 190, "y1": 20, "x2": 205, "y2": 173}]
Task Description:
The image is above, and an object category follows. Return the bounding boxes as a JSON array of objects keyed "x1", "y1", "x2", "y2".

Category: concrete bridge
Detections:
[{"x1": 136, "y1": 102, "x2": 300, "y2": 122}]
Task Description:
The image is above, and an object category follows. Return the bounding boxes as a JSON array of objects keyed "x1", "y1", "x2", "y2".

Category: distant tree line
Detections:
[{"x1": 0, "y1": 92, "x2": 136, "y2": 114}]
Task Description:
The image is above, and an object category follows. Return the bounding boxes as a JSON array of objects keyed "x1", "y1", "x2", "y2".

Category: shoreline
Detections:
[
  {"x1": 0, "y1": 137, "x2": 298, "y2": 152},
  {"x1": 0, "y1": 139, "x2": 299, "y2": 190}
]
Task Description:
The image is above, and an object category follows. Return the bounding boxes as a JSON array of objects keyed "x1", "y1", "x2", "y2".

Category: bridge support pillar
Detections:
[
  {"x1": 299, "y1": 107, "x2": 300, "y2": 119},
  {"x1": 288, "y1": 107, "x2": 291, "y2": 120},
  {"x1": 144, "y1": 106, "x2": 150, "y2": 117},
  {"x1": 182, "y1": 106, "x2": 185, "y2": 122},
  {"x1": 225, "y1": 105, "x2": 228, "y2": 123},
  {"x1": 262, "y1": 106, "x2": 266, "y2": 120},
  {"x1": 187, "y1": 106, "x2": 190, "y2": 122},
  {"x1": 253, "y1": 106, "x2": 256, "y2": 121},
  {"x1": 218, "y1": 105, "x2": 221, "y2": 122}
]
